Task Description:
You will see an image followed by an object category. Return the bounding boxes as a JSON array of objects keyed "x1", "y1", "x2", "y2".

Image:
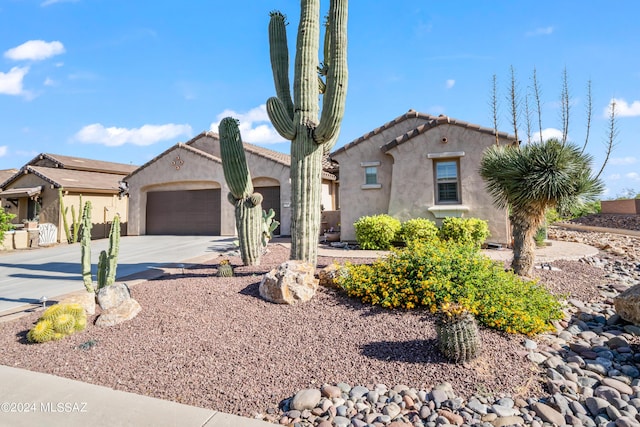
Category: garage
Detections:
[
  {"x1": 255, "y1": 186, "x2": 281, "y2": 235},
  {"x1": 146, "y1": 189, "x2": 221, "y2": 235}
]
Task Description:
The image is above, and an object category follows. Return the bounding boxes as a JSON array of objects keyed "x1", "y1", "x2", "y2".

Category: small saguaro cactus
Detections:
[
  {"x1": 81, "y1": 201, "x2": 121, "y2": 294},
  {"x1": 435, "y1": 303, "x2": 482, "y2": 363},
  {"x1": 219, "y1": 117, "x2": 263, "y2": 266},
  {"x1": 266, "y1": 0, "x2": 348, "y2": 265},
  {"x1": 59, "y1": 189, "x2": 83, "y2": 243}
]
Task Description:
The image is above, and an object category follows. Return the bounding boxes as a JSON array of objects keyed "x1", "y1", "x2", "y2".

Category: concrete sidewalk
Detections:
[
  {"x1": 0, "y1": 239, "x2": 600, "y2": 427},
  {"x1": 0, "y1": 365, "x2": 272, "y2": 427}
]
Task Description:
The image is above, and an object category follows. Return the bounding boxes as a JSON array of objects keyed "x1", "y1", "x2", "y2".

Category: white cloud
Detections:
[
  {"x1": 0, "y1": 66, "x2": 29, "y2": 96},
  {"x1": 445, "y1": 79, "x2": 455, "y2": 89},
  {"x1": 41, "y1": 0, "x2": 80, "y2": 7},
  {"x1": 530, "y1": 127, "x2": 565, "y2": 143},
  {"x1": 606, "y1": 98, "x2": 640, "y2": 118},
  {"x1": 4, "y1": 40, "x2": 65, "y2": 61},
  {"x1": 210, "y1": 104, "x2": 287, "y2": 144},
  {"x1": 0, "y1": 146, "x2": 7, "y2": 157},
  {"x1": 626, "y1": 172, "x2": 640, "y2": 181},
  {"x1": 526, "y1": 26, "x2": 554, "y2": 37},
  {"x1": 610, "y1": 156, "x2": 637, "y2": 166},
  {"x1": 608, "y1": 173, "x2": 621, "y2": 180},
  {"x1": 74, "y1": 123, "x2": 193, "y2": 146},
  {"x1": 43, "y1": 77, "x2": 57, "y2": 87}
]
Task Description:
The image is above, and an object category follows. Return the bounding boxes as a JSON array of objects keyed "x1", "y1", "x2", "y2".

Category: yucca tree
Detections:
[{"x1": 480, "y1": 138, "x2": 603, "y2": 277}]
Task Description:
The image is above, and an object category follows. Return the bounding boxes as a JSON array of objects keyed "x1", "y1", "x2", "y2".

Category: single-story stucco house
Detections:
[
  {"x1": 0, "y1": 154, "x2": 137, "y2": 244},
  {"x1": 124, "y1": 131, "x2": 338, "y2": 237},
  {"x1": 330, "y1": 110, "x2": 517, "y2": 245}
]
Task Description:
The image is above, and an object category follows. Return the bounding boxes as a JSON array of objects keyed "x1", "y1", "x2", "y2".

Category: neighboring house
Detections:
[
  {"x1": 330, "y1": 110, "x2": 517, "y2": 245},
  {"x1": 124, "y1": 131, "x2": 338, "y2": 237},
  {"x1": 0, "y1": 154, "x2": 136, "y2": 242}
]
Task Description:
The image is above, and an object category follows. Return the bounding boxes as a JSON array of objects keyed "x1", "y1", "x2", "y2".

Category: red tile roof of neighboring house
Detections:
[
  {"x1": 28, "y1": 153, "x2": 138, "y2": 174},
  {"x1": 330, "y1": 109, "x2": 517, "y2": 157},
  {"x1": 20, "y1": 166, "x2": 127, "y2": 193}
]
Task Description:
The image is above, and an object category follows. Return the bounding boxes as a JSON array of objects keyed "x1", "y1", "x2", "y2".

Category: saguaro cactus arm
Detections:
[
  {"x1": 314, "y1": 0, "x2": 348, "y2": 143},
  {"x1": 268, "y1": 11, "x2": 294, "y2": 120},
  {"x1": 80, "y1": 201, "x2": 94, "y2": 293},
  {"x1": 266, "y1": 97, "x2": 296, "y2": 140}
]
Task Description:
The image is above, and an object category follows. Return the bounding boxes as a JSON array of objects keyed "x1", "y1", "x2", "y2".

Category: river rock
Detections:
[
  {"x1": 259, "y1": 260, "x2": 318, "y2": 304},
  {"x1": 291, "y1": 389, "x2": 321, "y2": 410},
  {"x1": 530, "y1": 402, "x2": 565, "y2": 426}
]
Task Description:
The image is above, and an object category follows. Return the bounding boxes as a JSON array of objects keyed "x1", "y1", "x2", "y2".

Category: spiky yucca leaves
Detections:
[
  {"x1": 480, "y1": 138, "x2": 603, "y2": 277},
  {"x1": 266, "y1": 0, "x2": 348, "y2": 265},
  {"x1": 219, "y1": 117, "x2": 263, "y2": 266},
  {"x1": 436, "y1": 304, "x2": 481, "y2": 363},
  {"x1": 27, "y1": 303, "x2": 88, "y2": 343}
]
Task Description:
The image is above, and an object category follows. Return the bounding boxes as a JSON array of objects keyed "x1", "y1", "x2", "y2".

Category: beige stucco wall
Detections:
[
  {"x1": 332, "y1": 123, "x2": 511, "y2": 244},
  {"x1": 2, "y1": 174, "x2": 127, "y2": 243},
  {"x1": 126, "y1": 143, "x2": 292, "y2": 236}
]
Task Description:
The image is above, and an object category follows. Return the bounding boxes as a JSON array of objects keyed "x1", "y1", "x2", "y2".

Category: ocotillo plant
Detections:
[
  {"x1": 219, "y1": 117, "x2": 263, "y2": 266},
  {"x1": 266, "y1": 0, "x2": 348, "y2": 265}
]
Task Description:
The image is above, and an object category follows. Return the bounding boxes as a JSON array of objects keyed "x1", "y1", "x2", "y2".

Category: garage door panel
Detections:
[{"x1": 146, "y1": 189, "x2": 220, "y2": 235}]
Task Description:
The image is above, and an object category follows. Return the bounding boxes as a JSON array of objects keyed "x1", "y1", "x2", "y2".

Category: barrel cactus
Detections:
[
  {"x1": 435, "y1": 303, "x2": 481, "y2": 363},
  {"x1": 219, "y1": 117, "x2": 263, "y2": 266},
  {"x1": 27, "y1": 303, "x2": 87, "y2": 343},
  {"x1": 266, "y1": 0, "x2": 348, "y2": 265},
  {"x1": 216, "y1": 259, "x2": 234, "y2": 277}
]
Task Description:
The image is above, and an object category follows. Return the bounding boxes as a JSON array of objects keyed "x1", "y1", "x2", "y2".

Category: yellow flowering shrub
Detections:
[{"x1": 336, "y1": 240, "x2": 563, "y2": 336}]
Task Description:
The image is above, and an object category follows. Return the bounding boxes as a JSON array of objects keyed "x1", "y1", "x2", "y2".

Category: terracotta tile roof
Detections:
[
  {"x1": 182, "y1": 131, "x2": 337, "y2": 181},
  {"x1": 0, "y1": 169, "x2": 18, "y2": 187},
  {"x1": 23, "y1": 166, "x2": 127, "y2": 193},
  {"x1": 28, "y1": 153, "x2": 138, "y2": 174},
  {"x1": 330, "y1": 109, "x2": 517, "y2": 157},
  {"x1": 124, "y1": 142, "x2": 221, "y2": 181}
]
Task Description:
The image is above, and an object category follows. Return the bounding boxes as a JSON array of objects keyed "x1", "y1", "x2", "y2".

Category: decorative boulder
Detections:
[
  {"x1": 259, "y1": 260, "x2": 319, "y2": 304},
  {"x1": 95, "y1": 299, "x2": 142, "y2": 327},
  {"x1": 318, "y1": 263, "x2": 347, "y2": 289},
  {"x1": 96, "y1": 282, "x2": 131, "y2": 311},
  {"x1": 60, "y1": 292, "x2": 96, "y2": 316},
  {"x1": 614, "y1": 284, "x2": 640, "y2": 325}
]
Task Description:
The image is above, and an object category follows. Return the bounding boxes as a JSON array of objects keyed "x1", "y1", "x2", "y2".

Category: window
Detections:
[
  {"x1": 365, "y1": 167, "x2": 377, "y2": 185},
  {"x1": 435, "y1": 160, "x2": 460, "y2": 203}
]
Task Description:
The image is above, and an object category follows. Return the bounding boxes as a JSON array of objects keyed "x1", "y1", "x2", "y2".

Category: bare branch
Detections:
[
  {"x1": 532, "y1": 67, "x2": 543, "y2": 143},
  {"x1": 581, "y1": 79, "x2": 592, "y2": 154},
  {"x1": 594, "y1": 99, "x2": 618, "y2": 181},
  {"x1": 490, "y1": 74, "x2": 500, "y2": 145},
  {"x1": 560, "y1": 67, "x2": 570, "y2": 145},
  {"x1": 508, "y1": 66, "x2": 520, "y2": 146}
]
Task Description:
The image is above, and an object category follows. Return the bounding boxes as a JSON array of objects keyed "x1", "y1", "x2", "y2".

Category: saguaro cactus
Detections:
[
  {"x1": 81, "y1": 201, "x2": 94, "y2": 293},
  {"x1": 266, "y1": 0, "x2": 348, "y2": 265},
  {"x1": 219, "y1": 117, "x2": 263, "y2": 266}
]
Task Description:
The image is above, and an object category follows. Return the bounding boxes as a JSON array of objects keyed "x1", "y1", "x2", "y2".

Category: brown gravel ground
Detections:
[{"x1": 0, "y1": 243, "x2": 609, "y2": 418}]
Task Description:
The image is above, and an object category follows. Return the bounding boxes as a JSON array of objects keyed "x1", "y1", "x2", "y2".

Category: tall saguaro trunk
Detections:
[{"x1": 266, "y1": 0, "x2": 348, "y2": 266}]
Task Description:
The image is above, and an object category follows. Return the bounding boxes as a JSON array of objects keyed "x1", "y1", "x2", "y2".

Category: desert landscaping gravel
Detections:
[{"x1": 0, "y1": 218, "x2": 639, "y2": 426}]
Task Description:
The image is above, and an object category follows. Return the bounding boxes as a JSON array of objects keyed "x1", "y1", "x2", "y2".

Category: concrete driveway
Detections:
[{"x1": 0, "y1": 235, "x2": 237, "y2": 317}]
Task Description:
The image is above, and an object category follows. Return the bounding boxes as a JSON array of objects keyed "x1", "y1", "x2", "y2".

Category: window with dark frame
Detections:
[
  {"x1": 435, "y1": 160, "x2": 460, "y2": 203},
  {"x1": 365, "y1": 166, "x2": 377, "y2": 185}
]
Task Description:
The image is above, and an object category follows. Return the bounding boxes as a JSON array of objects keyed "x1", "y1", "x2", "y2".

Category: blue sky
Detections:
[{"x1": 1, "y1": 0, "x2": 639, "y2": 199}]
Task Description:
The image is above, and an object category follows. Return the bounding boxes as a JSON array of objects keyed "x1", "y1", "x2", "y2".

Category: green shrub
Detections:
[
  {"x1": 397, "y1": 218, "x2": 439, "y2": 244},
  {"x1": 439, "y1": 217, "x2": 490, "y2": 247},
  {"x1": 0, "y1": 207, "x2": 16, "y2": 245},
  {"x1": 354, "y1": 214, "x2": 401, "y2": 250},
  {"x1": 336, "y1": 240, "x2": 563, "y2": 336}
]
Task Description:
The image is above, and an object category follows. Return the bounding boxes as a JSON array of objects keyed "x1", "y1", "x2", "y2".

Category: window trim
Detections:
[
  {"x1": 433, "y1": 158, "x2": 461, "y2": 204},
  {"x1": 360, "y1": 161, "x2": 381, "y2": 189}
]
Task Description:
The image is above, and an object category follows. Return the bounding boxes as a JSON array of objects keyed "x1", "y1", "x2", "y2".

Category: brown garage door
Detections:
[
  {"x1": 146, "y1": 189, "x2": 221, "y2": 235},
  {"x1": 256, "y1": 186, "x2": 280, "y2": 235}
]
